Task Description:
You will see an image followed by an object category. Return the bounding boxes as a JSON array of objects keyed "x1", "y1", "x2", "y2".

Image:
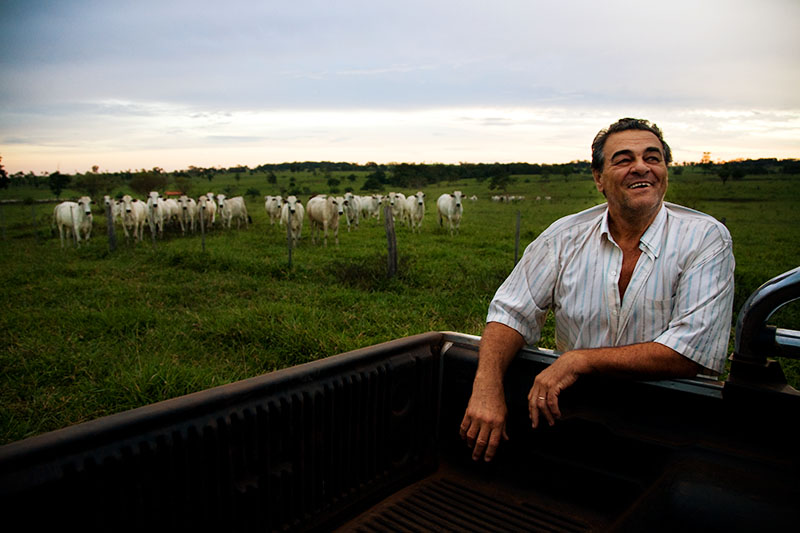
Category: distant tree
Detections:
[
  {"x1": 488, "y1": 173, "x2": 516, "y2": 195},
  {"x1": 130, "y1": 169, "x2": 168, "y2": 196},
  {"x1": 267, "y1": 171, "x2": 277, "y2": 185},
  {"x1": 780, "y1": 160, "x2": 800, "y2": 174},
  {"x1": 48, "y1": 171, "x2": 71, "y2": 198},
  {"x1": 74, "y1": 171, "x2": 115, "y2": 201},
  {"x1": 327, "y1": 177, "x2": 341, "y2": 192},
  {"x1": 718, "y1": 165, "x2": 731, "y2": 185},
  {"x1": 245, "y1": 187, "x2": 260, "y2": 199},
  {"x1": 360, "y1": 175, "x2": 385, "y2": 191},
  {"x1": 366, "y1": 168, "x2": 387, "y2": 185},
  {"x1": 0, "y1": 156, "x2": 8, "y2": 190},
  {"x1": 174, "y1": 177, "x2": 192, "y2": 195}
]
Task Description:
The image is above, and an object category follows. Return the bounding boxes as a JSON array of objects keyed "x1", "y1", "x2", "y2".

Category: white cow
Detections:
[
  {"x1": 360, "y1": 194, "x2": 382, "y2": 222},
  {"x1": 404, "y1": 191, "x2": 426, "y2": 232},
  {"x1": 103, "y1": 195, "x2": 122, "y2": 225},
  {"x1": 52, "y1": 196, "x2": 93, "y2": 248},
  {"x1": 196, "y1": 194, "x2": 216, "y2": 230},
  {"x1": 146, "y1": 191, "x2": 166, "y2": 237},
  {"x1": 280, "y1": 195, "x2": 305, "y2": 248},
  {"x1": 265, "y1": 195, "x2": 283, "y2": 226},
  {"x1": 204, "y1": 193, "x2": 217, "y2": 225},
  {"x1": 388, "y1": 192, "x2": 407, "y2": 223},
  {"x1": 177, "y1": 195, "x2": 197, "y2": 234},
  {"x1": 437, "y1": 190, "x2": 465, "y2": 236},
  {"x1": 120, "y1": 194, "x2": 147, "y2": 241},
  {"x1": 343, "y1": 192, "x2": 361, "y2": 231},
  {"x1": 163, "y1": 198, "x2": 181, "y2": 230},
  {"x1": 217, "y1": 194, "x2": 249, "y2": 229},
  {"x1": 307, "y1": 195, "x2": 343, "y2": 247}
]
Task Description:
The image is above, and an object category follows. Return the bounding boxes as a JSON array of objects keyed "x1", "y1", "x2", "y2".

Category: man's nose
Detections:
[{"x1": 631, "y1": 157, "x2": 650, "y2": 174}]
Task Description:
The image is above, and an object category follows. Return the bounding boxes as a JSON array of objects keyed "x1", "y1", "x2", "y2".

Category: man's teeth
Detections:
[{"x1": 629, "y1": 183, "x2": 650, "y2": 189}]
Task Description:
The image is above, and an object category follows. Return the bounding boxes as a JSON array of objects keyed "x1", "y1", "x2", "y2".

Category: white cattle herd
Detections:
[{"x1": 50, "y1": 189, "x2": 505, "y2": 248}]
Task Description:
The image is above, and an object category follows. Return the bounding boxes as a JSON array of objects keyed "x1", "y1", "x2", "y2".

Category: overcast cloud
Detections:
[{"x1": 1, "y1": 0, "x2": 799, "y2": 173}]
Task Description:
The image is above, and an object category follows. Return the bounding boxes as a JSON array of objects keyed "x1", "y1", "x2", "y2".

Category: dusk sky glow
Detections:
[{"x1": 1, "y1": 0, "x2": 799, "y2": 174}]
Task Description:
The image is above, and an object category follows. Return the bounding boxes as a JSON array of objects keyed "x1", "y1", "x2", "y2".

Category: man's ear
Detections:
[{"x1": 592, "y1": 169, "x2": 605, "y2": 196}]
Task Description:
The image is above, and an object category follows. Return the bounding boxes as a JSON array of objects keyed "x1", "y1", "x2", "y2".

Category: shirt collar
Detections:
[
  {"x1": 640, "y1": 204, "x2": 666, "y2": 258},
  {"x1": 599, "y1": 203, "x2": 667, "y2": 258}
]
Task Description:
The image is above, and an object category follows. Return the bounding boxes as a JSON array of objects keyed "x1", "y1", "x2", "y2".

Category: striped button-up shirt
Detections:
[{"x1": 487, "y1": 202, "x2": 735, "y2": 374}]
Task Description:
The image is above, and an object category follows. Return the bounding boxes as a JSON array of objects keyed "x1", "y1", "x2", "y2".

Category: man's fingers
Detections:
[
  {"x1": 471, "y1": 425, "x2": 492, "y2": 461},
  {"x1": 529, "y1": 387, "x2": 560, "y2": 428},
  {"x1": 459, "y1": 415, "x2": 471, "y2": 440},
  {"x1": 547, "y1": 390, "x2": 562, "y2": 420}
]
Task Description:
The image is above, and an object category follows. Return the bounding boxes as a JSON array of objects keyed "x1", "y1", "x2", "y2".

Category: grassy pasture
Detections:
[{"x1": 1, "y1": 168, "x2": 799, "y2": 445}]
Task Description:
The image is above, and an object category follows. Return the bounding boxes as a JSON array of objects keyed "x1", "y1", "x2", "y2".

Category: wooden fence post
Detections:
[
  {"x1": 106, "y1": 202, "x2": 117, "y2": 252},
  {"x1": 287, "y1": 212, "x2": 293, "y2": 269},
  {"x1": 200, "y1": 203, "x2": 206, "y2": 253},
  {"x1": 384, "y1": 205, "x2": 397, "y2": 278}
]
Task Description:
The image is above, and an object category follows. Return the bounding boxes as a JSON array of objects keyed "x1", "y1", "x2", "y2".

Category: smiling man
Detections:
[{"x1": 460, "y1": 118, "x2": 735, "y2": 462}]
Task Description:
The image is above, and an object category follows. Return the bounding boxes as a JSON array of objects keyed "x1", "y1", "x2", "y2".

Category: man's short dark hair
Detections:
[{"x1": 591, "y1": 118, "x2": 672, "y2": 172}]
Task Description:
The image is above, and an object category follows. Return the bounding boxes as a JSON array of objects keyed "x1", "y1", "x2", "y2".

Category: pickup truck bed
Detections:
[{"x1": 2, "y1": 268, "x2": 799, "y2": 531}]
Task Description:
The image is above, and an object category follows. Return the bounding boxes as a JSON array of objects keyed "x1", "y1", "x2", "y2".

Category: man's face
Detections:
[{"x1": 592, "y1": 130, "x2": 668, "y2": 221}]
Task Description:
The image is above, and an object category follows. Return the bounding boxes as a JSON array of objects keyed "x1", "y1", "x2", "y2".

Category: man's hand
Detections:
[
  {"x1": 527, "y1": 343, "x2": 700, "y2": 427},
  {"x1": 527, "y1": 350, "x2": 588, "y2": 428},
  {"x1": 460, "y1": 322, "x2": 524, "y2": 462},
  {"x1": 460, "y1": 378, "x2": 509, "y2": 462}
]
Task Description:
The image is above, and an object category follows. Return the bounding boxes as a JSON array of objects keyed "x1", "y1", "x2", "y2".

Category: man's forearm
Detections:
[
  {"x1": 529, "y1": 342, "x2": 701, "y2": 428},
  {"x1": 475, "y1": 321, "x2": 526, "y2": 384},
  {"x1": 571, "y1": 341, "x2": 701, "y2": 380}
]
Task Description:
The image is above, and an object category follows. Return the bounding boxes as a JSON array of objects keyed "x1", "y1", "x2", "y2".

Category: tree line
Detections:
[{"x1": 3, "y1": 157, "x2": 799, "y2": 200}]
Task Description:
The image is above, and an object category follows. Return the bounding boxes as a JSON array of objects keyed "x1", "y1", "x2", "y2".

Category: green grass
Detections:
[{"x1": 1, "y1": 169, "x2": 799, "y2": 444}]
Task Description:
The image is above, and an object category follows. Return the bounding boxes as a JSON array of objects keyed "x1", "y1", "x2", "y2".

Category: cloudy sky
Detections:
[{"x1": 1, "y1": 0, "x2": 799, "y2": 174}]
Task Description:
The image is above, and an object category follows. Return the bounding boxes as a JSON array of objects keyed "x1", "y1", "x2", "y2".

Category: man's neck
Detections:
[{"x1": 607, "y1": 203, "x2": 661, "y2": 249}]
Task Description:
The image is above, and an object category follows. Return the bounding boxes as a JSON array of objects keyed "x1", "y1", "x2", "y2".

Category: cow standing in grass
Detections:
[
  {"x1": 265, "y1": 195, "x2": 283, "y2": 226},
  {"x1": 197, "y1": 194, "x2": 216, "y2": 229},
  {"x1": 146, "y1": 191, "x2": 166, "y2": 238},
  {"x1": 217, "y1": 194, "x2": 249, "y2": 229},
  {"x1": 388, "y1": 192, "x2": 406, "y2": 223},
  {"x1": 177, "y1": 195, "x2": 197, "y2": 235},
  {"x1": 437, "y1": 191, "x2": 465, "y2": 236},
  {"x1": 163, "y1": 198, "x2": 181, "y2": 231},
  {"x1": 405, "y1": 191, "x2": 426, "y2": 232},
  {"x1": 343, "y1": 192, "x2": 360, "y2": 231},
  {"x1": 52, "y1": 196, "x2": 93, "y2": 248},
  {"x1": 360, "y1": 194, "x2": 382, "y2": 223},
  {"x1": 307, "y1": 195, "x2": 342, "y2": 247},
  {"x1": 120, "y1": 195, "x2": 147, "y2": 242},
  {"x1": 281, "y1": 195, "x2": 304, "y2": 248},
  {"x1": 104, "y1": 195, "x2": 122, "y2": 227}
]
